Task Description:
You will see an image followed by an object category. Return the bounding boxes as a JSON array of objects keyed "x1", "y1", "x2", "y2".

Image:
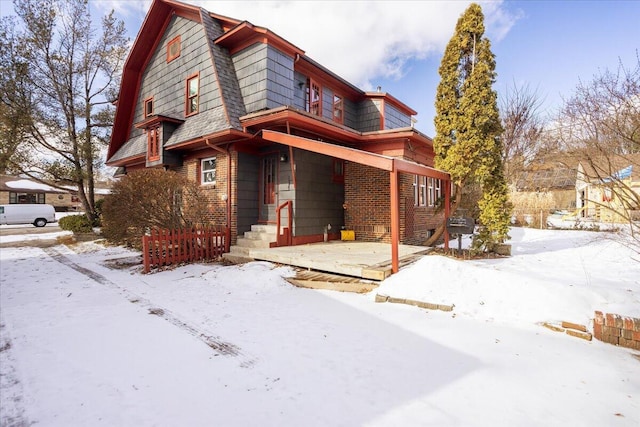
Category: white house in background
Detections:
[
  {"x1": 576, "y1": 154, "x2": 640, "y2": 223},
  {"x1": 0, "y1": 175, "x2": 112, "y2": 212}
]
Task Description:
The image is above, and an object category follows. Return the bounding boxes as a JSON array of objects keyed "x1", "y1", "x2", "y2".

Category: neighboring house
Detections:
[
  {"x1": 0, "y1": 175, "x2": 72, "y2": 211},
  {"x1": 514, "y1": 165, "x2": 577, "y2": 210},
  {"x1": 0, "y1": 175, "x2": 111, "y2": 212},
  {"x1": 576, "y1": 154, "x2": 640, "y2": 223},
  {"x1": 106, "y1": 0, "x2": 451, "y2": 272}
]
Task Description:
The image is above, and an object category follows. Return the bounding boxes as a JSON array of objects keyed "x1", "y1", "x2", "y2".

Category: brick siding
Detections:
[
  {"x1": 594, "y1": 311, "x2": 640, "y2": 350},
  {"x1": 173, "y1": 150, "x2": 239, "y2": 244},
  {"x1": 344, "y1": 162, "x2": 444, "y2": 244}
]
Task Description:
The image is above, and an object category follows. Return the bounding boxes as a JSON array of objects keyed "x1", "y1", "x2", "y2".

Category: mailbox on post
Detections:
[{"x1": 446, "y1": 217, "x2": 475, "y2": 255}]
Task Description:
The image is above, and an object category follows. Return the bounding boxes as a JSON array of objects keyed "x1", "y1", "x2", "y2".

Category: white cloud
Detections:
[{"x1": 95, "y1": 0, "x2": 520, "y2": 90}]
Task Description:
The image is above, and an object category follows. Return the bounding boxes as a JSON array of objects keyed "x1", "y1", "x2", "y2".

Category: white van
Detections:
[{"x1": 0, "y1": 204, "x2": 57, "y2": 227}]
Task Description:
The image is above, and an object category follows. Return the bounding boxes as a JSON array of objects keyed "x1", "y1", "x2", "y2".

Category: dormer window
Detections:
[
  {"x1": 144, "y1": 97, "x2": 153, "y2": 118},
  {"x1": 167, "y1": 35, "x2": 181, "y2": 63},
  {"x1": 185, "y1": 73, "x2": 199, "y2": 116}
]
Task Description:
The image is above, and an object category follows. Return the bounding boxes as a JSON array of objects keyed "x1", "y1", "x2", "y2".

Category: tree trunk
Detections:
[{"x1": 423, "y1": 183, "x2": 463, "y2": 246}]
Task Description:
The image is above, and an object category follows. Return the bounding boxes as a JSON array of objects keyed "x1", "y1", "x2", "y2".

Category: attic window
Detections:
[
  {"x1": 144, "y1": 97, "x2": 153, "y2": 118},
  {"x1": 167, "y1": 35, "x2": 181, "y2": 63}
]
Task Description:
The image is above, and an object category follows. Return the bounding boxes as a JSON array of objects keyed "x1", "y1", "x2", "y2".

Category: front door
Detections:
[{"x1": 260, "y1": 154, "x2": 278, "y2": 222}]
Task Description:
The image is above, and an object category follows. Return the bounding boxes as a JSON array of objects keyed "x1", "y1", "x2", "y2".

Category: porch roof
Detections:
[
  {"x1": 260, "y1": 130, "x2": 449, "y2": 180},
  {"x1": 260, "y1": 129, "x2": 452, "y2": 274}
]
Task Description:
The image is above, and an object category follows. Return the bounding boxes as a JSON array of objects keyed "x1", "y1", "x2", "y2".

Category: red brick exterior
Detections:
[
  {"x1": 173, "y1": 150, "x2": 239, "y2": 244},
  {"x1": 344, "y1": 162, "x2": 445, "y2": 244},
  {"x1": 594, "y1": 311, "x2": 640, "y2": 350}
]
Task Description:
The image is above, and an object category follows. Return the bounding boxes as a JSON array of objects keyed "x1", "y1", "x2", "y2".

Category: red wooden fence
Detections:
[{"x1": 142, "y1": 226, "x2": 230, "y2": 273}]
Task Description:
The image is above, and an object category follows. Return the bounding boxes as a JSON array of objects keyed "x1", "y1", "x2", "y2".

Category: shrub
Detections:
[
  {"x1": 58, "y1": 214, "x2": 94, "y2": 233},
  {"x1": 101, "y1": 169, "x2": 211, "y2": 249}
]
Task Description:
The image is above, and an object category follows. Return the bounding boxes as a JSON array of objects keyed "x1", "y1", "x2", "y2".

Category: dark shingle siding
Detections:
[
  {"x1": 200, "y1": 11, "x2": 246, "y2": 129},
  {"x1": 357, "y1": 99, "x2": 382, "y2": 132},
  {"x1": 233, "y1": 44, "x2": 269, "y2": 112},
  {"x1": 165, "y1": 108, "x2": 230, "y2": 147},
  {"x1": 133, "y1": 15, "x2": 222, "y2": 141},
  {"x1": 109, "y1": 134, "x2": 147, "y2": 162},
  {"x1": 384, "y1": 103, "x2": 411, "y2": 129}
]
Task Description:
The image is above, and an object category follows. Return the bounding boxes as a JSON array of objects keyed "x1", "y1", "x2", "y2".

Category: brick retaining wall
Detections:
[{"x1": 594, "y1": 311, "x2": 640, "y2": 350}]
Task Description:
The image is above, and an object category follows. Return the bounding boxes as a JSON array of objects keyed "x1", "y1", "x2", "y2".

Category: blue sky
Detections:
[{"x1": 2, "y1": 0, "x2": 638, "y2": 137}]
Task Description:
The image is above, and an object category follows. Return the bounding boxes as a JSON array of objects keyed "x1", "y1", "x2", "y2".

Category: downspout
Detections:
[
  {"x1": 390, "y1": 160, "x2": 400, "y2": 274},
  {"x1": 444, "y1": 178, "x2": 450, "y2": 251},
  {"x1": 205, "y1": 139, "x2": 232, "y2": 234},
  {"x1": 285, "y1": 121, "x2": 296, "y2": 189}
]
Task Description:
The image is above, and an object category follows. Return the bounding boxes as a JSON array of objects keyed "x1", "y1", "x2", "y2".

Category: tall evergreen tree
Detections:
[{"x1": 433, "y1": 3, "x2": 511, "y2": 252}]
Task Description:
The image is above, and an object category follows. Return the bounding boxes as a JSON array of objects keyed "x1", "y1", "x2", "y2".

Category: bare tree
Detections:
[
  {"x1": 557, "y1": 53, "x2": 640, "y2": 154},
  {"x1": 555, "y1": 53, "x2": 640, "y2": 254},
  {"x1": 0, "y1": 17, "x2": 32, "y2": 174},
  {"x1": 1, "y1": 0, "x2": 128, "y2": 223},
  {"x1": 499, "y1": 81, "x2": 546, "y2": 183}
]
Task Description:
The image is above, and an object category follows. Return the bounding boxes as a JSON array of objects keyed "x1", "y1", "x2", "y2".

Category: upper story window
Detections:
[
  {"x1": 167, "y1": 35, "x2": 181, "y2": 63},
  {"x1": 144, "y1": 97, "x2": 154, "y2": 118},
  {"x1": 201, "y1": 157, "x2": 216, "y2": 186},
  {"x1": 333, "y1": 94, "x2": 343, "y2": 124},
  {"x1": 306, "y1": 78, "x2": 322, "y2": 117},
  {"x1": 186, "y1": 73, "x2": 199, "y2": 116}
]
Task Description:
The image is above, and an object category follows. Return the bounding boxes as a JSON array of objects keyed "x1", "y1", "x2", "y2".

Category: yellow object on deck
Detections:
[{"x1": 341, "y1": 230, "x2": 355, "y2": 241}]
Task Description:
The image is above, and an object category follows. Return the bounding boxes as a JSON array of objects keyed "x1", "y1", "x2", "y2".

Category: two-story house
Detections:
[{"x1": 106, "y1": 0, "x2": 451, "y2": 273}]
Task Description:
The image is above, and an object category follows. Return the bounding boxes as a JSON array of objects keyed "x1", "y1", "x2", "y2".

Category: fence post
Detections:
[{"x1": 142, "y1": 235, "x2": 150, "y2": 273}]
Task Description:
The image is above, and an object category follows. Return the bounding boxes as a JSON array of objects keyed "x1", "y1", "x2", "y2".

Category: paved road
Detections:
[{"x1": 0, "y1": 224, "x2": 62, "y2": 236}]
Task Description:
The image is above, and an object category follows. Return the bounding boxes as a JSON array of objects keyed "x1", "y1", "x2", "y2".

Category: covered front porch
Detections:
[{"x1": 248, "y1": 240, "x2": 431, "y2": 280}]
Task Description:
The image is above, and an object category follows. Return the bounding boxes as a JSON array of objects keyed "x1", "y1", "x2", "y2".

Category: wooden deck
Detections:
[{"x1": 249, "y1": 241, "x2": 431, "y2": 281}]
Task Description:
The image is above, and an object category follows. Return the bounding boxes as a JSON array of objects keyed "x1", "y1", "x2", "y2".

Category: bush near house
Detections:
[
  {"x1": 101, "y1": 169, "x2": 211, "y2": 249},
  {"x1": 58, "y1": 215, "x2": 94, "y2": 233}
]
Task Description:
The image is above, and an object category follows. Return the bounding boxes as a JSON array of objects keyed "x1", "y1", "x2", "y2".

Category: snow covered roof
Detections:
[
  {"x1": 0, "y1": 175, "x2": 112, "y2": 195},
  {"x1": 0, "y1": 176, "x2": 66, "y2": 193}
]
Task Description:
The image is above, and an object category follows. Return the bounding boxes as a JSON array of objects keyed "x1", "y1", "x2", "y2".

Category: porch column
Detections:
[
  {"x1": 390, "y1": 167, "x2": 400, "y2": 273},
  {"x1": 444, "y1": 179, "x2": 450, "y2": 251}
]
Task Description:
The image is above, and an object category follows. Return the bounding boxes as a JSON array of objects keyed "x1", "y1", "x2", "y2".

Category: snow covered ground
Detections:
[{"x1": 0, "y1": 227, "x2": 638, "y2": 426}]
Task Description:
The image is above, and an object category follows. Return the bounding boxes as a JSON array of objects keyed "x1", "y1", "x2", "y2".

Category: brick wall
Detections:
[
  {"x1": 173, "y1": 150, "x2": 239, "y2": 244},
  {"x1": 344, "y1": 163, "x2": 390, "y2": 242},
  {"x1": 344, "y1": 163, "x2": 443, "y2": 244},
  {"x1": 399, "y1": 174, "x2": 444, "y2": 246},
  {"x1": 594, "y1": 311, "x2": 640, "y2": 350}
]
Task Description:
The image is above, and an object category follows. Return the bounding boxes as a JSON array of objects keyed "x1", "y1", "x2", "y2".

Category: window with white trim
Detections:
[
  {"x1": 414, "y1": 175, "x2": 427, "y2": 207},
  {"x1": 201, "y1": 157, "x2": 216, "y2": 186}
]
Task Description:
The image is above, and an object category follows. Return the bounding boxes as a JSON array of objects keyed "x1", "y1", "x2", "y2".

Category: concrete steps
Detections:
[{"x1": 223, "y1": 224, "x2": 278, "y2": 264}]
